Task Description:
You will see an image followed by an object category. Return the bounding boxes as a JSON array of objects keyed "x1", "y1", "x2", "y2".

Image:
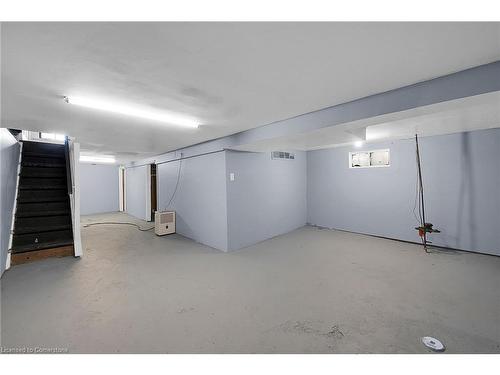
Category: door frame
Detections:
[
  {"x1": 150, "y1": 164, "x2": 157, "y2": 221},
  {"x1": 119, "y1": 166, "x2": 126, "y2": 212}
]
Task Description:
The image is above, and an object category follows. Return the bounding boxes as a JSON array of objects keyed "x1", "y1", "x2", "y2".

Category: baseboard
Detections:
[{"x1": 307, "y1": 224, "x2": 499, "y2": 258}]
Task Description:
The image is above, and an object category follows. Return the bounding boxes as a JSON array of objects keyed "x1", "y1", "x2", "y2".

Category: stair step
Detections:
[
  {"x1": 14, "y1": 215, "x2": 72, "y2": 235},
  {"x1": 14, "y1": 225, "x2": 72, "y2": 236},
  {"x1": 12, "y1": 229, "x2": 73, "y2": 252},
  {"x1": 12, "y1": 240, "x2": 74, "y2": 254},
  {"x1": 16, "y1": 209, "x2": 70, "y2": 218},
  {"x1": 20, "y1": 166, "x2": 66, "y2": 178},
  {"x1": 21, "y1": 141, "x2": 65, "y2": 155},
  {"x1": 21, "y1": 159, "x2": 66, "y2": 168},
  {"x1": 17, "y1": 189, "x2": 68, "y2": 203},
  {"x1": 23, "y1": 151, "x2": 65, "y2": 159},
  {"x1": 19, "y1": 177, "x2": 67, "y2": 190},
  {"x1": 16, "y1": 201, "x2": 70, "y2": 218},
  {"x1": 21, "y1": 153, "x2": 66, "y2": 168},
  {"x1": 10, "y1": 245, "x2": 74, "y2": 265}
]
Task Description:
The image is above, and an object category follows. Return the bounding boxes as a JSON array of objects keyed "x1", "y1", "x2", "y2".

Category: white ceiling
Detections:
[{"x1": 2, "y1": 22, "x2": 500, "y2": 162}]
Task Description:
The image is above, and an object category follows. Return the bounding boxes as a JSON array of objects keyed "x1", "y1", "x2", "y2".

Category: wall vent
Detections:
[{"x1": 271, "y1": 151, "x2": 295, "y2": 160}]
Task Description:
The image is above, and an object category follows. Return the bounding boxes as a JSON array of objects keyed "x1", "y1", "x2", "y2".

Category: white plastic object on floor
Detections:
[
  {"x1": 421, "y1": 336, "x2": 445, "y2": 352},
  {"x1": 154, "y1": 211, "x2": 176, "y2": 236}
]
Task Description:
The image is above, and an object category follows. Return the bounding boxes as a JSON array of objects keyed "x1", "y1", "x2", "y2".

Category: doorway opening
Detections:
[{"x1": 150, "y1": 164, "x2": 157, "y2": 221}]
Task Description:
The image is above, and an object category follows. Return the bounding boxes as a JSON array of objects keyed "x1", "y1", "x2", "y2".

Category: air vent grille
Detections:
[
  {"x1": 271, "y1": 151, "x2": 295, "y2": 160},
  {"x1": 160, "y1": 212, "x2": 174, "y2": 224}
]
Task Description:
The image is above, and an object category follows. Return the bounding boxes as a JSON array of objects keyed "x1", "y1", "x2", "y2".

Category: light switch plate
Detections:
[{"x1": 229, "y1": 172, "x2": 235, "y2": 181}]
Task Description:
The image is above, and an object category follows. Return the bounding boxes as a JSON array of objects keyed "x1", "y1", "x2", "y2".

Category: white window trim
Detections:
[{"x1": 349, "y1": 148, "x2": 390, "y2": 169}]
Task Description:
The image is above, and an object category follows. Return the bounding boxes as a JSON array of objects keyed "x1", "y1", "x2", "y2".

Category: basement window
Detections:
[
  {"x1": 349, "y1": 149, "x2": 390, "y2": 168},
  {"x1": 41, "y1": 132, "x2": 66, "y2": 141}
]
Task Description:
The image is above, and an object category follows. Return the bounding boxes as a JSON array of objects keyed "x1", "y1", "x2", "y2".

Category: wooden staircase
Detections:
[{"x1": 10, "y1": 140, "x2": 74, "y2": 265}]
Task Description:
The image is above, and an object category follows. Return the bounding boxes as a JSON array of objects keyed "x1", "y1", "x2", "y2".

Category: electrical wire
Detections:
[
  {"x1": 412, "y1": 176, "x2": 421, "y2": 224},
  {"x1": 414, "y1": 142, "x2": 422, "y2": 223},
  {"x1": 83, "y1": 222, "x2": 154, "y2": 231},
  {"x1": 415, "y1": 134, "x2": 431, "y2": 253},
  {"x1": 164, "y1": 157, "x2": 182, "y2": 209}
]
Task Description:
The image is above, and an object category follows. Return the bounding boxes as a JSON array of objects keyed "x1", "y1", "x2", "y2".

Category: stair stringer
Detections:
[
  {"x1": 68, "y1": 139, "x2": 83, "y2": 257},
  {"x1": 6, "y1": 141, "x2": 23, "y2": 271}
]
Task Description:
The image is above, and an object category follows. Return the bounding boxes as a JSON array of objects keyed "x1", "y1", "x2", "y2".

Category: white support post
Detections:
[{"x1": 69, "y1": 140, "x2": 83, "y2": 257}]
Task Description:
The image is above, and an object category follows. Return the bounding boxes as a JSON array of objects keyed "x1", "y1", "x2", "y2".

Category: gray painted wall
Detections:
[
  {"x1": 80, "y1": 163, "x2": 119, "y2": 215},
  {"x1": 307, "y1": 128, "x2": 500, "y2": 256},
  {"x1": 143, "y1": 149, "x2": 309, "y2": 252},
  {"x1": 0, "y1": 129, "x2": 20, "y2": 276},
  {"x1": 127, "y1": 63, "x2": 500, "y2": 254},
  {"x1": 157, "y1": 151, "x2": 228, "y2": 250},
  {"x1": 226, "y1": 150, "x2": 307, "y2": 250},
  {"x1": 125, "y1": 165, "x2": 150, "y2": 221}
]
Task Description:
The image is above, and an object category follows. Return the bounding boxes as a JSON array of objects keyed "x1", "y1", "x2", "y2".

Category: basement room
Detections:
[{"x1": 1, "y1": 18, "x2": 499, "y2": 362}]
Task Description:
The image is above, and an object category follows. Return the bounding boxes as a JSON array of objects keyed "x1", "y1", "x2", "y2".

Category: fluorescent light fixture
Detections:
[
  {"x1": 80, "y1": 155, "x2": 116, "y2": 164},
  {"x1": 64, "y1": 96, "x2": 199, "y2": 128},
  {"x1": 354, "y1": 140, "x2": 364, "y2": 148}
]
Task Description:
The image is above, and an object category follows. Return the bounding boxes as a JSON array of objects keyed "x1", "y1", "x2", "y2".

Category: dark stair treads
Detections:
[
  {"x1": 21, "y1": 141, "x2": 65, "y2": 155},
  {"x1": 20, "y1": 166, "x2": 66, "y2": 178},
  {"x1": 11, "y1": 229, "x2": 74, "y2": 254},
  {"x1": 10, "y1": 140, "x2": 74, "y2": 261},
  {"x1": 14, "y1": 215, "x2": 72, "y2": 235},
  {"x1": 19, "y1": 177, "x2": 67, "y2": 190},
  {"x1": 21, "y1": 165, "x2": 67, "y2": 177},
  {"x1": 21, "y1": 156, "x2": 66, "y2": 168},
  {"x1": 21, "y1": 155, "x2": 66, "y2": 168},
  {"x1": 16, "y1": 201, "x2": 71, "y2": 218},
  {"x1": 22, "y1": 151, "x2": 65, "y2": 160},
  {"x1": 18, "y1": 189, "x2": 68, "y2": 203}
]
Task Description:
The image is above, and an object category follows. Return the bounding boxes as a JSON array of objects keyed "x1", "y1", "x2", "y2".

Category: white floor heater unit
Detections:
[{"x1": 154, "y1": 211, "x2": 176, "y2": 236}]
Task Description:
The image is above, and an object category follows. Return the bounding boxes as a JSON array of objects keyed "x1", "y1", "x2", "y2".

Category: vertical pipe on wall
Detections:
[{"x1": 415, "y1": 134, "x2": 429, "y2": 252}]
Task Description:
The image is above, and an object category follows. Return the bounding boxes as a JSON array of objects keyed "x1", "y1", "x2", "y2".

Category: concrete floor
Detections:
[{"x1": 1, "y1": 212, "x2": 499, "y2": 353}]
